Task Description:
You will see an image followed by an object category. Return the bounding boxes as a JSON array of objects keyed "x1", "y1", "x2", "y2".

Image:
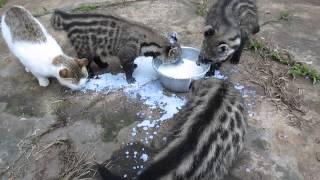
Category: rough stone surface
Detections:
[{"x1": 0, "y1": 0, "x2": 319, "y2": 180}]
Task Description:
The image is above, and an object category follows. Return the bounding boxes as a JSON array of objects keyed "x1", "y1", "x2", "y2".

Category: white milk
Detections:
[{"x1": 158, "y1": 58, "x2": 204, "y2": 79}]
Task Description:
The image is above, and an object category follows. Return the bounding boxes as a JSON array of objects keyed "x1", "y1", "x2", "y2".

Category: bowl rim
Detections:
[{"x1": 152, "y1": 46, "x2": 210, "y2": 80}]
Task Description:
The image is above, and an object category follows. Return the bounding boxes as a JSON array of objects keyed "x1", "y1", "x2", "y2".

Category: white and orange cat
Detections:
[{"x1": 1, "y1": 6, "x2": 89, "y2": 90}]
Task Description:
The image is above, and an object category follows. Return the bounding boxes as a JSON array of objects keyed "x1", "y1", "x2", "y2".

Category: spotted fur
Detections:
[
  {"x1": 51, "y1": 10, "x2": 181, "y2": 83},
  {"x1": 98, "y1": 78, "x2": 247, "y2": 180},
  {"x1": 199, "y1": 0, "x2": 260, "y2": 74}
]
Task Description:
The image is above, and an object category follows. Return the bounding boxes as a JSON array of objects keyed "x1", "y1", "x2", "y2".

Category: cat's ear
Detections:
[
  {"x1": 59, "y1": 68, "x2": 72, "y2": 78},
  {"x1": 76, "y1": 58, "x2": 89, "y2": 67}
]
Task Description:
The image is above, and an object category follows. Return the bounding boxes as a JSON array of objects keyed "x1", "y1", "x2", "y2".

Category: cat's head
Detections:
[{"x1": 53, "y1": 55, "x2": 89, "y2": 90}]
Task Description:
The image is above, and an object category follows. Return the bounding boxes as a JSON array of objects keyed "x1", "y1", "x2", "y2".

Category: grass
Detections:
[
  {"x1": 72, "y1": 4, "x2": 99, "y2": 12},
  {"x1": 248, "y1": 38, "x2": 320, "y2": 84},
  {"x1": 0, "y1": 0, "x2": 6, "y2": 8},
  {"x1": 196, "y1": 0, "x2": 208, "y2": 17},
  {"x1": 290, "y1": 64, "x2": 320, "y2": 84}
]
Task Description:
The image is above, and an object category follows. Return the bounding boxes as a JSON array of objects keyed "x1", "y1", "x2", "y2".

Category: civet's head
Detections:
[
  {"x1": 140, "y1": 32, "x2": 182, "y2": 64},
  {"x1": 53, "y1": 55, "x2": 89, "y2": 90},
  {"x1": 199, "y1": 25, "x2": 241, "y2": 64}
]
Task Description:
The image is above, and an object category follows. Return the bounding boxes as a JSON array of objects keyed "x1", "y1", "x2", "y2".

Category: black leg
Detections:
[
  {"x1": 123, "y1": 62, "x2": 136, "y2": 83},
  {"x1": 205, "y1": 64, "x2": 215, "y2": 77},
  {"x1": 93, "y1": 56, "x2": 109, "y2": 69},
  {"x1": 230, "y1": 37, "x2": 247, "y2": 64},
  {"x1": 118, "y1": 45, "x2": 138, "y2": 83},
  {"x1": 205, "y1": 62, "x2": 222, "y2": 77},
  {"x1": 85, "y1": 60, "x2": 95, "y2": 78},
  {"x1": 252, "y1": 25, "x2": 260, "y2": 34}
]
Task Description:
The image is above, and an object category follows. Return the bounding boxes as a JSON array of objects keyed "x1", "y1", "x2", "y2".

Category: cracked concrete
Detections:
[{"x1": 0, "y1": 0, "x2": 319, "y2": 179}]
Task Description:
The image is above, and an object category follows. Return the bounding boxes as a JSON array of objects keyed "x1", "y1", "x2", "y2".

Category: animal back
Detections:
[{"x1": 4, "y1": 6, "x2": 46, "y2": 43}]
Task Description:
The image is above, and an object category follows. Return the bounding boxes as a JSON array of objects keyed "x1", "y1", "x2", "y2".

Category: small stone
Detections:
[
  {"x1": 0, "y1": 102, "x2": 7, "y2": 112},
  {"x1": 316, "y1": 152, "x2": 320, "y2": 162}
]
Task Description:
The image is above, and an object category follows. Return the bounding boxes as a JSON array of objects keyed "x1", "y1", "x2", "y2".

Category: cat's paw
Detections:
[
  {"x1": 38, "y1": 77, "x2": 49, "y2": 87},
  {"x1": 126, "y1": 77, "x2": 136, "y2": 84}
]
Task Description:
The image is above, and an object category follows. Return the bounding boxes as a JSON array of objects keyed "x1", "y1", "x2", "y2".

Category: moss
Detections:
[
  {"x1": 99, "y1": 109, "x2": 137, "y2": 142},
  {"x1": 290, "y1": 64, "x2": 320, "y2": 84},
  {"x1": 279, "y1": 10, "x2": 290, "y2": 21},
  {"x1": 72, "y1": 4, "x2": 99, "y2": 12},
  {"x1": 0, "y1": 94, "x2": 45, "y2": 117},
  {"x1": 0, "y1": 0, "x2": 6, "y2": 8}
]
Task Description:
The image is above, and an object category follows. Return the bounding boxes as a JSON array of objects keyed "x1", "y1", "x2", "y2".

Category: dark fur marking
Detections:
[
  {"x1": 229, "y1": 97, "x2": 236, "y2": 105},
  {"x1": 230, "y1": 118, "x2": 235, "y2": 131},
  {"x1": 97, "y1": 165, "x2": 123, "y2": 180},
  {"x1": 232, "y1": 133, "x2": 240, "y2": 144},
  {"x1": 143, "y1": 52, "x2": 161, "y2": 58},
  {"x1": 109, "y1": 30, "x2": 114, "y2": 36},
  {"x1": 220, "y1": 113, "x2": 228, "y2": 123},
  {"x1": 221, "y1": 0, "x2": 233, "y2": 26},
  {"x1": 110, "y1": 21, "x2": 116, "y2": 28},
  {"x1": 199, "y1": 145, "x2": 222, "y2": 179},
  {"x1": 228, "y1": 34, "x2": 241, "y2": 41},
  {"x1": 185, "y1": 130, "x2": 220, "y2": 178},
  {"x1": 226, "y1": 106, "x2": 232, "y2": 112},
  {"x1": 140, "y1": 42, "x2": 162, "y2": 48},
  {"x1": 101, "y1": 51, "x2": 107, "y2": 57},
  {"x1": 93, "y1": 56, "x2": 109, "y2": 68},
  {"x1": 54, "y1": 10, "x2": 124, "y2": 23},
  {"x1": 237, "y1": 104, "x2": 244, "y2": 112},
  {"x1": 221, "y1": 130, "x2": 229, "y2": 141},
  {"x1": 235, "y1": 111, "x2": 242, "y2": 128}
]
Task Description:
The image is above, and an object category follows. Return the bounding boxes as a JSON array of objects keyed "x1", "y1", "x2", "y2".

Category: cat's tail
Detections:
[
  {"x1": 50, "y1": 9, "x2": 69, "y2": 30},
  {"x1": 97, "y1": 164, "x2": 123, "y2": 180}
]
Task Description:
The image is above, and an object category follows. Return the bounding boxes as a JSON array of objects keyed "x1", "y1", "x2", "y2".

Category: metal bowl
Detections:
[{"x1": 153, "y1": 47, "x2": 210, "y2": 93}]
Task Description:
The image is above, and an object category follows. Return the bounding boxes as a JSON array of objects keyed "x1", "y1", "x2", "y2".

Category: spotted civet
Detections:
[
  {"x1": 1, "y1": 6, "x2": 88, "y2": 90},
  {"x1": 98, "y1": 78, "x2": 247, "y2": 180},
  {"x1": 198, "y1": 0, "x2": 260, "y2": 74},
  {"x1": 51, "y1": 10, "x2": 182, "y2": 83}
]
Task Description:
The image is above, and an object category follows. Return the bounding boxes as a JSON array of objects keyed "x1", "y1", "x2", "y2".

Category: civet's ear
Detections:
[
  {"x1": 59, "y1": 68, "x2": 72, "y2": 78},
  {"x1": 168, "y1": 32, "x2": 178, "y2": 44},
  {"x1": 204, "y1": 25, "x2": 215, "y2": 37},
  {"x1": 76, "y1": 58, "x2": 89, "y2": 67}
]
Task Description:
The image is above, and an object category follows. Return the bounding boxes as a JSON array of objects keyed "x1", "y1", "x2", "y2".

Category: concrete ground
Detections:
[{"x1": 0, "y1": 0, "x2": 319, "y2": 179}]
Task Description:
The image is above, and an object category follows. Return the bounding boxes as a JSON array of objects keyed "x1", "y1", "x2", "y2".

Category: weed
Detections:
[
  {"x1": 73, "y1": 4, "x2": 98, "y2": 12},
  {"x1": 279, "y1": 10, "x2": 290, "y2": 21},
  {"x1": 0, "y1": 0, "x2": 6, "y2": 8},
  {"x1": 290, "y1": 64, "x2": 320, "y2": 84},
  {"x1": 248, "y1": 39, "x2": 263, "y2": 51},
  {"x1": 196, "y1": 0, "x2": 208, "y2": 17},
  {"x1": 270, "y1": 50, "x2": 289, "y2": 64},
  {"x1": 248, "y1": 38, "x2": 320, "y2": 83}
]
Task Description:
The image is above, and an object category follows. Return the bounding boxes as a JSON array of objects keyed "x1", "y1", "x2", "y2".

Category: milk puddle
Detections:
[{"x1": 82, "y1": 57, "x2": 256, "y2": 176}]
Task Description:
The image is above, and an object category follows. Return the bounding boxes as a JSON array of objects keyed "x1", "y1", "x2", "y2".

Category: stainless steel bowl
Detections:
[{"x1": 153, "y1": 47, "x2": 210, "y2": 93}]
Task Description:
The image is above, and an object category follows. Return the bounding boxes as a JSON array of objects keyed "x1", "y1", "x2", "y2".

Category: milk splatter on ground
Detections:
[
  {"x1": 83, "y1": 56, "x2": 185, "y2": 141},
  {"x1": 82, "y1": 58, "x2": 256, "y2": 176}
]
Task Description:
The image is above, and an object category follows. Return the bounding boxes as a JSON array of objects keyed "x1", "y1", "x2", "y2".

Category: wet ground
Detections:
[{"x1": 0, "y1": 0, "x2": 320, "y2": 179}]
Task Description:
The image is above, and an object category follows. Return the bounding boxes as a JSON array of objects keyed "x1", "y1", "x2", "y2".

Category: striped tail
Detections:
[{"x1": 97, "y1": 164, "x2": 123, "y2": 180}]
